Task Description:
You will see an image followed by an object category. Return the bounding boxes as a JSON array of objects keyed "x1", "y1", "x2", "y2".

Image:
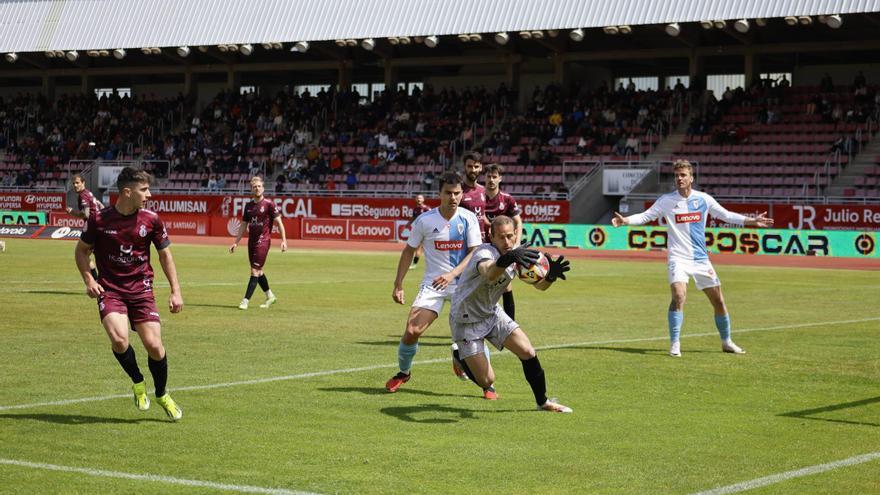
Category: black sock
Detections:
[
  {"x1": 521, "y1": 355, "x2": 547, "y2": 406},
  {"x1": 453, "y1": 348, "x2": 480, "y2": 385},
  {"x1": 148, "y1": 355, "x2": 168, "y2": 397},
  {"x1": 90, "y1": 268, "x2": 99, "y2": 280},
  {"x1": 412, "y1": 256, "x2": 420, "y2": 265},
  {"x1": 244, "y1": 276, "x2": 259, "y2": 299},
  {"x1": 502, "y1": 291, "x2": 516, "y2": 320},
  {"x1": 257, "y1": 274, "x2": 270, "y2": 292},
  {"x1": 113, "y1": 345, "x2": 144, "y2": 383}
]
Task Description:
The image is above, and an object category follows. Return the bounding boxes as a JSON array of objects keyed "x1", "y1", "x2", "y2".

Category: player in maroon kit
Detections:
[
  {"x1": 74, "y1": 167, "x2": 184, "y2": 421},
  {"x1": 408, "y1": 194, "x2": 431, "y2": 270},
  {"x1": 483, "y1": 163, "x2": 524, "y2": 319},
  {"x1": 67, "y1": 174, "x2": 104, "y2": 280},
  {"x1": 230, "y1": 176, "x2": 287, "y2": 310},
  {"x1": 460, "y1": 151, "x2": 488, "y2": 233}
]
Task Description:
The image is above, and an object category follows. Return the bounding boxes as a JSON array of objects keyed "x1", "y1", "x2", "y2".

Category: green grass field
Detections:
[{"x1": 1, "y1": 238, "x2": 878, "y2": 494}]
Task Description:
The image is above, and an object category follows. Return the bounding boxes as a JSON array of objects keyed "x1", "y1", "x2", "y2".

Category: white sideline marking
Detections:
[
  {"x1": 690, "y1": 452, "x2": 880, "y2": 495},
  {"x1": 0, "y1": 317, "x2": 877, "y2": 412},
  {"x1": 0, "y1": 458, "x2": 321, "y2": 495}
]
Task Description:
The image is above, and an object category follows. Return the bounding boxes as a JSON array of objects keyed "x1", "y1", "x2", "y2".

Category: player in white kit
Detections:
[
  {"x1": 612, "y1": 160, "x2": 773, "y2": 357},
  {"x1": 385, "y1": 171, "x2": 494, "y2": 396}
]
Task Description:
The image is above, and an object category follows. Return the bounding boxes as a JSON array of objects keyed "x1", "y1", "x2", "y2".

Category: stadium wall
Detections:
[{"x1": 793, "y1": 62, "x2": 880, "y2": 85}]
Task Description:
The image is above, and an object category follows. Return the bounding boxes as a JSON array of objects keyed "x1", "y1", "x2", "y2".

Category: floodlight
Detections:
[
  {"x1": 734, "y1": 19, "x2": 750, "y2": 33},
  {"x1": 518, "y1": 31, "x2": 532, "y2": 39},
  {"x1": 361, "y1": 38, "x2": 376, "y2": 50},
  {"x1": 177, "y1": 46, "x2": 191, "y2": 57},
  {"x1": 569, "y1": 28, "x2": 584, "y2": 41},
  {"x1": 665, "y1": 23, "x2": 681, "y2": 36},
  {"x1": 755, "y1": 18, "x2": 767, "y2": 27},
  {"x1": 424, "y1": 35, "x2": 439, "y2": 48},
  {"x1": 784, "y1": 16, "x2": 798, "y2": 26},
  {"x1": 700, "y1": 20, "x2": 713, "y2": 29},
  {"x1": 713, "y1": 20, "x2": 726, "y2": 29},
  {"x1": 87, "y1": 50, "x2": 100, "y2": 57},
  {"x1": 468, "y1": 34, "x2": 482, "y2": 42},
  {"x1": 826, "y1": 14, "x2": 843, "y2": 29},
  {"x1": 65, "y1": 51, "x2": 79, "y2": 61},
  {"x1": 618, "y1": 25, "x2": 632, "y2": 35},
  {"x1": 603, "y1": 26, "x2": 619, "y2": 35},
  {"x1": 291, "y1": 41, "x2": 309, "y2": 53},
  {"x1": 530, "y1": 31, "x2": 544, "y2": 39},
  {"x1": 4, "y1": 53, "x2": 17, "y2": 63},
  {"x1": 112, "y1": 48, "x2": 126, "y2": 59},
  {"x1": 495, "y1": 32, "x2": 510, "y2": 44},
  {"x1": 798, "y1": 16, "x2": 812, "y2": 25},
  {"x1": 239, "y1": 44, "x2": 253, "y2": 55},
  {"x1": 456, "y1": 34, "x2": 469, "y2": 42}
]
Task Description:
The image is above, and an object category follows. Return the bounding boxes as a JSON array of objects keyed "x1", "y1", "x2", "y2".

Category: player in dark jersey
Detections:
[
  {"x1": 230, "y1": 176, "x2": 287, "y2": 310},
  {"x1": 408, "y1": 194, "x2": 430, "y2": 270},
  {"x1": 67, "y1": 174, "x2": 104, "y2": 280},
  {"x1": 459, "y1": 151, "x2": 488, "y2": 233},
  {"x1": 75, "y1": 167, "x2": 184, "y2": 421},
  {"x1": 483, "y1": 163, "x2": 523, "y2": 319}
]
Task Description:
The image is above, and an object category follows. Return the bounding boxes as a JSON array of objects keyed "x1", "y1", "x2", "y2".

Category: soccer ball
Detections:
[{"x1": 517, "y1": 252, "x2": 549, "y2": 284}]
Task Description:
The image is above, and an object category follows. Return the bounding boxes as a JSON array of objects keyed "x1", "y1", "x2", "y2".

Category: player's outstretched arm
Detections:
[
  {"x1": 273, "y1": 216, "x2": 288, "y2": 252},
  {"x1": 158, "y1": 247, "x2": 183, "y2": 313},
  {"x1": 229, "y1": 220, "x2": 248, "y2": 253},
  {"x1": 393, "y1": 244, "x2": 417, "y2": 304},
  {"x1": 75, "y1": 240, "x2": 103, "y2": 298},
  {"x1": 745, "y1": 212, "x2": 774, "y2": 228}
]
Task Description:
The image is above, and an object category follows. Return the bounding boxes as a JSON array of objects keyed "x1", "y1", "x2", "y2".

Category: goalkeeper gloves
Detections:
[
  {"x1": 545, "y1": 254, "x2": 570, "y2": 282},
  {"x1": 496, "y1": 246, "x2": 541, "y2": 269}
]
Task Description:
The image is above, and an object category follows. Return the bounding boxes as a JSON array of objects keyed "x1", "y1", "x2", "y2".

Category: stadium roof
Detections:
[{"x1": 1, "y1": 0, "x2": 879, "y2": 52}]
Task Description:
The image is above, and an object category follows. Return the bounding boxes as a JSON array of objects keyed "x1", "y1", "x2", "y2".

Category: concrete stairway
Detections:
[{"x1": 825, "y1": 136, "x2": 880, "y2": 197}]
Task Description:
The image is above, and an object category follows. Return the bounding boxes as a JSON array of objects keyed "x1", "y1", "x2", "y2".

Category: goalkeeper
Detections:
[{"x1": 449, "y1": 215, "x2": 573, "y2": 413}]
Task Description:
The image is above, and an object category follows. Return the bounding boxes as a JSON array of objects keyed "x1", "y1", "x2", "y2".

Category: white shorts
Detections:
[
  {"x1": 451, "y1": 307, "x2": 520, "y2": 359},
  {"x1": 411, "y1": 283, "x2": 454, "y2": 315},
  {"x1": 668, "y1": 259, "x2": 721, "y2": 290}
]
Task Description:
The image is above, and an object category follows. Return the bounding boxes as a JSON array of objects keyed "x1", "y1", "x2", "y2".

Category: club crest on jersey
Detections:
[
  {"x1": 691, "y1": 200, "x2": 700, "y2": 209},
  {"x1": 457, "y1": 223, "x2": 464, "y2": 235},
  {"x1": 139, "y1": 224, "x2": 147, "y2": 237}
]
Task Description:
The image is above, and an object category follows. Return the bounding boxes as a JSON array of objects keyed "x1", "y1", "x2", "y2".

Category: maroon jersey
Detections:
[
  {"x1": 242, "y1": 198, "x2": 280, "y2": 247},
  {"x1": 81, "y1": 207, "x2": 170, "y2": 296},
  {"x1": 483, "y1": 190, "x2": 522, "y2": 240},
  {"x1": 460, "y1": 182, "x2": 486, "y2": 222},
  {"x1": 411, "y1": 203, "x2": 430, "y2": 223},
  {"x1": 78, "y1": 189, "x2": 100, "y2": 217}
]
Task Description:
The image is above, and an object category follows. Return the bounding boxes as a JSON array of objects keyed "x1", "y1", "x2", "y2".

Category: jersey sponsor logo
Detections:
[
  {"x1": 434, "y1": 240, "x2": 464, "y2": 251},
  {"x1": 675, "y1": 212, "x2": 702, "y2": 223}
]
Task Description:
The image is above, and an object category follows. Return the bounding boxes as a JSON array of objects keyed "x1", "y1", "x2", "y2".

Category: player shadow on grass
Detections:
[
  {"x1": 19, "y1": 289, "x2": 83, "y2": 296},
  {"x1": 379, "y1": 403, "x2": 524, "y2": 423},
  {"x1": 567, "y1": 346, "x2": 713, "y2": 355},
  {"x1": 356, "y1": 335, "x2": 451, "y2": 348},
  {"x1": 317, "y1": 386, "x2": 473, "y2": 399},
  {"x1": 777, "y1": 396, "x2": 880, "y2": 427},
  {"x1": 0, "y1": 413, "x2": 167, "y2": 425}
]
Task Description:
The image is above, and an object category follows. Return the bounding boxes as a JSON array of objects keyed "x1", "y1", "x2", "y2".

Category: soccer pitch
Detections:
[{"x1": 0, "y1": 239, "x2": 878, "y2": 494}]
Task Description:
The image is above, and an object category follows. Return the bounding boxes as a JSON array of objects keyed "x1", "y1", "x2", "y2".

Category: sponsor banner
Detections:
[
  {"x1": 49, "y1": 212, "x2": 86, "y2": 228},
  {"x1": 156, "y1": 213, "x2": 209, "y2": 236},
  {"x1": 603, "y1": 168, "x2": 652, "y2": 195},
  {"x1": 395, "y1": 220, "x2": 412, "y2": 242},
  {"x1": 36, "y1": 225, "x2": 83, "y2": 240},
  {"x1": 111, "y1": 194, "x2": 570, "y2": 223},
  {"x1": 774, "y1": 204, "x2": 880, "y2": 231},
  {"x1": 348, "y1": 220, "x2": 396, "y2": 241},
  {"x1": 0, "y1": 211, "x2": 46, "y2": 225},
  {"x1": 522, "y1": 223, "x2": 880, "y2": 258},
  {"x1": 302, "y1": 219, "x2": 347, "y2": 240},
  {"x1": 642, "y1": 201, "x2": 880, "y2": 231},
  {"x1": 0, "y1": 225, "x2": 44, "y2": 238},
  {"x1": 0, "y1": 192, "x2": 66, "y2": 212}
]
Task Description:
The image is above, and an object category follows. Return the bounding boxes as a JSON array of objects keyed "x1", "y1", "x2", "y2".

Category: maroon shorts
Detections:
[
  {"x1": 98, "y1": 291, "x2": 161, "y2": 326},
  {"x1": 248, "y1": 241, "x2": 270, "y2": 269}
]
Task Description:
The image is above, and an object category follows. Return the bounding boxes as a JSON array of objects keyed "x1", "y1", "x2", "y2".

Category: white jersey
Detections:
[
  {"x1": 407, "y1": 207, "x2": 482, "y2": 286},
  {"x1": 626, "y1": 189, "x2": 747, "y2": 262}
]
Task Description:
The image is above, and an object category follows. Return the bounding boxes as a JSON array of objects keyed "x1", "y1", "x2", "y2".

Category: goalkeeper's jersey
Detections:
[
  {"x1": 450, "y1": 243, "x2": 517, "y2": 323},
  {"x1": 626, "y1": 189, "x2": 747, "y2": 262},
  {"x1": 407, "y1": 207, "x2": 482, "y2": 287}
]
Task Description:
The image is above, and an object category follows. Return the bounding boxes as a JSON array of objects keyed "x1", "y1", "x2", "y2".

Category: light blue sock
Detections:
[
  {"x1": 715, "y1": 314, "x2": 731, "y2": 341},
  {"x1": 668, "y1": 310, "x2": 683, "y2": 342},
  {"x1": 397, "y1": 342, "x2": 418, "y2": 374}
]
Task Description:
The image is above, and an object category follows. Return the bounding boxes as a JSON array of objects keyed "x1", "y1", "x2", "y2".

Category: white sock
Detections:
[{"x1": 265, "y1": 290, "x2": 274, "y2": 299}]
